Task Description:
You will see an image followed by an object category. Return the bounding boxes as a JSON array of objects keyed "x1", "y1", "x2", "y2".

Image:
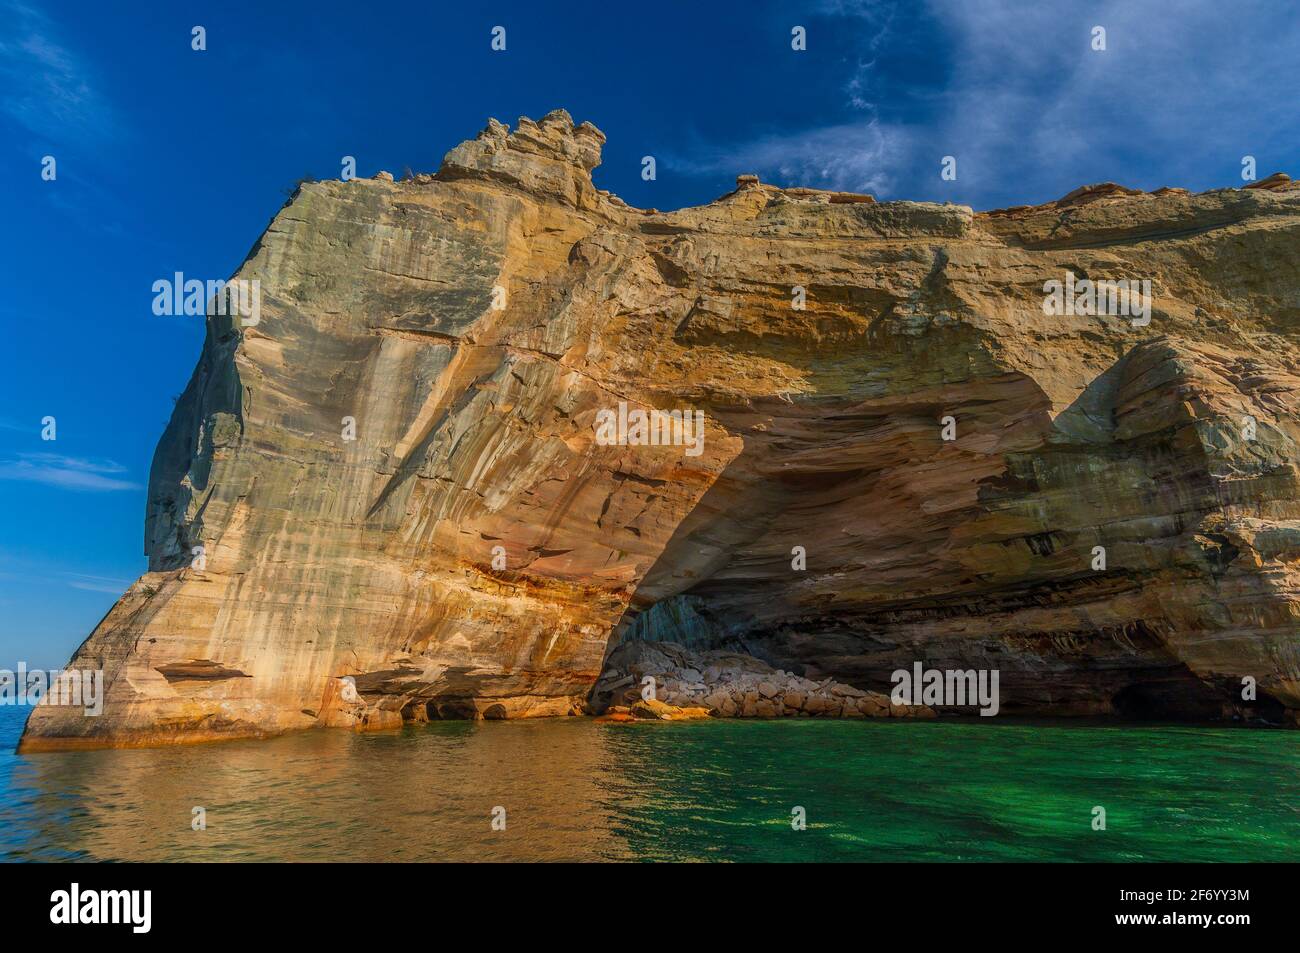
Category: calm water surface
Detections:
[{"x1": 0, "y1": 706, "x2": 1295, "y2": 861}]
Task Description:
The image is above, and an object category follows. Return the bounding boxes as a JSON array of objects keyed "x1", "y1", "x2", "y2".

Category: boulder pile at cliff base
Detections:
[{"x1": 592, "y1": 641, "x2": 934, "y2": 721}]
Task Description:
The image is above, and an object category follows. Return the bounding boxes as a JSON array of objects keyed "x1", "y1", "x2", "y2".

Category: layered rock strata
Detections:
[{"x1": 20, "y1": 110, "x2": 1300, "y2": 750}]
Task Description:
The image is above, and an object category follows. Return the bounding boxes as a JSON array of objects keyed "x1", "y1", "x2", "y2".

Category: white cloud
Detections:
[
  {"x1": 671, "y1": 119, "x2": 906, "y2": 195},
  {"x1": 920, "y1": 0, "x2": 1299, "y2": 203},
  {"x1": 0, "y1": 0, "x2": 116, "y2": 144},
  {"x1": 64, "y1": 572, "x2": 133, "y2": 594},
  {"x1": 0, "y1": 453, "x2": 140, "y2": 492},
  {"x1": 673, "y1": 0, "x2": 1300, "y2": 208}
]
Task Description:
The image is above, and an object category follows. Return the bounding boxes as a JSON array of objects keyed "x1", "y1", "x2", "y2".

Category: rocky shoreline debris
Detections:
[{"x1": 591, "y1": 641, "x2": 934, "y2": 721}]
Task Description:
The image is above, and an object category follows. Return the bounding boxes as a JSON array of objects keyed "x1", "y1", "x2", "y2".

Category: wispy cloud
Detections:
[
  {"x1": 670, "y1": 119, "x2": 905, "y2": 194},
  {"x1": 63, "y1": 572, "x2": 132, "y2": 594},
  {"x1": 917, "y1": 0, "x2": 1300, "y2": 205},
  {"x1": 821, "y1": 0, "x2": 897, "y2": 113},
  {"x1": 0, "y1": 453, "x2": 140, "y2": 491},
  {"x1": 674, "y1": 0, "x2": 1300, "y2": 207},
  {"x1": 0, "y1": 0, "x2": 116, "y2": 144}
]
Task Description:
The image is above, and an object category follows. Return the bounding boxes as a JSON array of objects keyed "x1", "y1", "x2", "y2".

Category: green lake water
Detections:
[{"x1": 0, "y1": 706, "x2": 1295, "y2": 861}]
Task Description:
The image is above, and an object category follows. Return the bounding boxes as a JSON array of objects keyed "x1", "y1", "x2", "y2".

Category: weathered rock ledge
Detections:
[{"x1": 19, "y1": 109, "x2": 1300, "y2": 751}]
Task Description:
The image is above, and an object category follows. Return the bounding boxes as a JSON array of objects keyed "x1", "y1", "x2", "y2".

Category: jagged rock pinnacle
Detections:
[{"x1": 436, "y1": 109, "x2": 606, "y2": 208}]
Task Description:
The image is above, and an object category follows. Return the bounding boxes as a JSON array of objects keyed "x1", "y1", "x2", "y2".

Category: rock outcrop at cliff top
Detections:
[{"x1": 20, "y1": 109, "x2": 1300, "y2": 750}]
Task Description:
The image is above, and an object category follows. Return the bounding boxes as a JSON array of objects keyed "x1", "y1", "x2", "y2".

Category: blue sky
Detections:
[{"x1": 1, "y1": 0, "x2": 1296, "y2": 669}]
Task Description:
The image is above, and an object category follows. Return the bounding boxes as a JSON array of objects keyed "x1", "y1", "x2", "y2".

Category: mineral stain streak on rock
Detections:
[{"x1": 19, "y1": 111, "x2": 1300, "y2": 751}]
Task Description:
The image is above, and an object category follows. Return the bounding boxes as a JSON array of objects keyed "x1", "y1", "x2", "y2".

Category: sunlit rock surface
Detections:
[{"x1": 20, "y1": 112, "x2": 1300, "y2": 750}]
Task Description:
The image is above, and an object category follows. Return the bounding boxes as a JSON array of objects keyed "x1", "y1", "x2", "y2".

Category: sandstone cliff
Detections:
[{"x1": 20, "y1": 110, "x2": 1300, "y2": 750}]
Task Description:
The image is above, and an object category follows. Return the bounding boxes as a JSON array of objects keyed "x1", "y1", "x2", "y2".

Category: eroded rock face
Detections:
[{"x1": 20, "y1": 110, "x2": 1300, "y2": 750}]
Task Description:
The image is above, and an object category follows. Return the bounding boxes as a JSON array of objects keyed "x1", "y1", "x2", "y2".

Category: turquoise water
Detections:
[{"x1": 0, "y1": 705, "x2": 1295, "y2": 861}]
